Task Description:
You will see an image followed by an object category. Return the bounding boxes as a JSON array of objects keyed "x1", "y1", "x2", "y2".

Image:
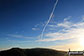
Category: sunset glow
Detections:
[{"x1": 79, "y1": 37, "x2": 84, "y2": 47}]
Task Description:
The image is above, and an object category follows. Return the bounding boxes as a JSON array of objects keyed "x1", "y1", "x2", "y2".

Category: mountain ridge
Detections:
[{"x1": 0, "y1": 48, "x2": 67, "y2": 56}]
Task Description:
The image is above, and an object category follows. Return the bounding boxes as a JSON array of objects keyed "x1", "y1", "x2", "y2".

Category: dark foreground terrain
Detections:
[{"x1": 0, "y1": 48, "x2": 67, "y2": 56}]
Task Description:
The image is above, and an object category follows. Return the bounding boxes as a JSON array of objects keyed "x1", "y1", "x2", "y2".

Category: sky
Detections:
[{"x1": 0, "y1": 0, "x2": 84, "y2": 51}]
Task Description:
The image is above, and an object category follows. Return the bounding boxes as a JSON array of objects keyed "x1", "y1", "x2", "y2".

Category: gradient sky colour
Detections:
[{"x1": 0, "y1": 0, "x2": 84, "y2": 51}]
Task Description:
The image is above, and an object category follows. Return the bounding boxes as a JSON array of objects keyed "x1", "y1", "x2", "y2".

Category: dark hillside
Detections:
[
  {"x1": 0, "y1": 48, "x2": 67, "y2": 56},
  {"x1": 0, "y1": 48, "x2": 26, "y2": 56}
]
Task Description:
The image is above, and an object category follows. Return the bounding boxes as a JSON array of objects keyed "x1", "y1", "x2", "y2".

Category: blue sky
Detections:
[{"x1": 0, "y1": 0, "x2": 84, "y2": 51}]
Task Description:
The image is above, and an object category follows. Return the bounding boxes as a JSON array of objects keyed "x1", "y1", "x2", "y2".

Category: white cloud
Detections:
[
  {"x1": 32, "y1": 28, "x2": 39, "y2": 31},
  {"x1": 48, "y1": 25, "x2": 57, "y2": 27},
  {"x1": 57, "y1": 21, "x2": 72, "y2": 28},
  {"x1": 82, "y1": 15, "x2": 84, "y2": 21},
  {"x1": 64, "y1": 16, "x2": 71, "y2": 21},
  {"x1": 32, "y1": 22, "x2": 45, "y2": 31},
  {"x1": 47, "y1": 16, "x2": 72, "y2": 29},
  {"x1": 7, "y1": 34, "x2": 34, "y2": 39},
  {"x1": 57, "y1": 16, "x2": 72, "y2": 28},
  {"x1": 37, "y1": 16, "x2": 84, "y2": 42}
]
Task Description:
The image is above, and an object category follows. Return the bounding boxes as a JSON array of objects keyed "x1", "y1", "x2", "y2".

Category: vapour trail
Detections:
[{"x1": 40, "y1": 0, "x2": 58, "y2": 39}]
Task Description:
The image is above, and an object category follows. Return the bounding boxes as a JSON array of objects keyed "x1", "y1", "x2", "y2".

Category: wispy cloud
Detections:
[
  {"x1": 37, "y1": 16, "x2": 84, "y2": 42},
  {"x1": 81, "y1": 15, "x2": 84, "y2": 21},
  {"x1": 32, "y1": 22, "x2": 45, "y2": 31},
  {"x1": 40, "y1": 0, "x2": 58, "y2": 39},
  {"x1": 7, "y1": 34, "x2": 34, "y2": 39},
  {"x1": 32, "y1": 28, "x2": 39, "y2": 31},
  {"x1": 57, "y1": 16, "x2": 72, "y2": 28}
]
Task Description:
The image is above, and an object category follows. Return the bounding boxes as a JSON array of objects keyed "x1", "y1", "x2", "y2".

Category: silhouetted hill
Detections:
[
  {"x1": 0, "y1": 48, "x2": 26, "y2": 56},
  {"x1": 0, "y1": 48, "x2": 67, "y2": 56}
]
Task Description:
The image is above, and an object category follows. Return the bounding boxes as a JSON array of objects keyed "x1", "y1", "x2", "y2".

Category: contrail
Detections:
[{"x1": 40, "y1": 0, "x2": 58, "y2": 39}]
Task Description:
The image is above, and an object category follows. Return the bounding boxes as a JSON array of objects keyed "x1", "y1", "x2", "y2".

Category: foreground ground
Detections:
[{"x1": 1, "y1": 48, "x2": 84, "y2": 56}]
